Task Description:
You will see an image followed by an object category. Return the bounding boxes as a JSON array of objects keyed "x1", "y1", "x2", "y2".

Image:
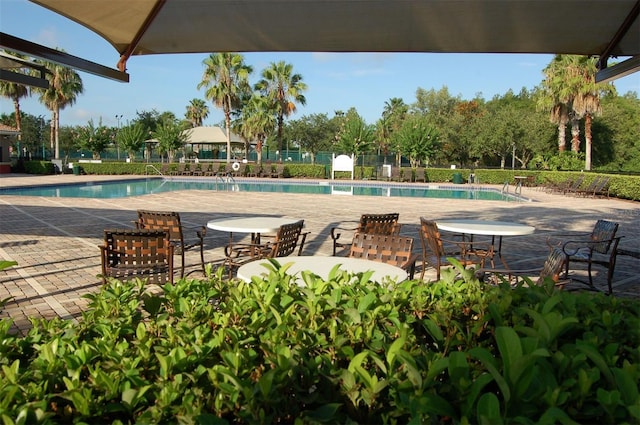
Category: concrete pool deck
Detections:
[{"x1": 1, "y1": 173, "x2": 639, "y2": 335}]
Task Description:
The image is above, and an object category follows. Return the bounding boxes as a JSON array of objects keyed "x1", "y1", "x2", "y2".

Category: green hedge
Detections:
[
  {"x1": 20, "y1": 161, "x2": 55, "y2": 175},
  {"x1": 1, "y1": 264, "x2": 638, "y2": 424}
]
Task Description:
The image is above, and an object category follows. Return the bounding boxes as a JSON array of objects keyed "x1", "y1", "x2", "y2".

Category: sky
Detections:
[{"x1": 2, "y1": 0, "x2": 639, "y2": 129}]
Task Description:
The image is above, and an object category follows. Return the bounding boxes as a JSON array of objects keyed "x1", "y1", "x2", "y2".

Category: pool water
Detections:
[{"x1": 0, "y1": 178, "x2": 524, "y2": 201}]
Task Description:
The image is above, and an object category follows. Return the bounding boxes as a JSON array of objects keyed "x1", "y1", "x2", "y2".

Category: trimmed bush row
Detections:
[{"x1": 1, "y1": 264, "x2": 638, "y2": 423}]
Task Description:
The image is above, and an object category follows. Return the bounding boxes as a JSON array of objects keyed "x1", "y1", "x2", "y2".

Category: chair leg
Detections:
[
  {"x1": 199, "y1": 243, "x2": 205, "y2": 275},
  {"x1": 180, "y1": 251, "x2": 186, "y2": 278},
  {"x1": 587, "y1": 261, "x2": 595, "y2": 289}
]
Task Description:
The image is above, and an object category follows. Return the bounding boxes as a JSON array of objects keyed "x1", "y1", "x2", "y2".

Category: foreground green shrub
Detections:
[{"x1": 0, "y1": 264, "x2": 638, "y2": 424}]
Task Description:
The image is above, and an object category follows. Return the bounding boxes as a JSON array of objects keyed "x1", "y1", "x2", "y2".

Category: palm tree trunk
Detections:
[
  {"x1": 13, "y1": 100, "x2": 22, "y2": 142},
  {"x1": 225, "y1": 113, "x2": 231, "y2": 163},
  {"x1": 277, "y1": 115, "x2": 284, "y2": 154},
  {"x1": 570, "y1": 117, "x2": 580, "y2": 152},
  {"x1": 49, "y1": 112, "x2": 55, "y2": 152},
  {"x1": 54, "y1": 107, "x2": 60, "y2": 159},
  {"x1": 557, "y1": 123, "x2": 566, "y2": 152},
  {"x1": 584, "y1": 113, "x2": 592, "y2": 170},
  {"x1": 256, "y1": 139, "x2": 263, "y2": 165}
]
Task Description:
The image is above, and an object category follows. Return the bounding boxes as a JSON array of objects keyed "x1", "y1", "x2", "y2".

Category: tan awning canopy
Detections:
[
  {"x1": 184, "y1": 126, "x2": 244, "y2": 145},
  {"x1": 3, "y1": 0, "x2": 639, "y2": 84}
]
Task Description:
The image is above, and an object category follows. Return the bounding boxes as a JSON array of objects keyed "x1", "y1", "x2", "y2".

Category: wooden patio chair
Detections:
[
  {"x1": 246, "y1": 164, "x2": 263, "y2": 177},
  {"x1": 574, "y1": 176, "x2": 603, "y2": 197},
  {"x1": 390, "y1": 167, "x2": 410, "y2": 182},
  {"x1": 578, "y1": 176, "x2": 610, "y2": 198},
  {"x1": 135, "y1": 210, "x2": 206, "y2": 277},
  {"x1": 201, "y1": 163, "x2": 216, "y2": 176},
  {"x1": 169, "y1": 163, "x2": 186, "y2": 176},
  {"x1": 100, "y1": 229, "x2": 174, "y2": 285},
  {"x1": 561, "y1": 174, "x2": 586, "y2": 195},
  {"x1": 419, "y1": 217, "x2": 494, "y2": 281},
  {"x1": 225, "y1": 220, "x2": 308, "y2": 276},
  {"x1": 330, "y1": 213, "x2": 401, "y2": 256},
  {"x1": 591, "y1": 176, "x2": 611, "y2": 198},
  {"x1": 159, "y1": 163, "x2": 170, "y2": 176},
  {"x1": 414, "y1": 167, "x2": 426, "y2": 182},
  {"x1": 348, "y1": 233, "x2": 418, "y2": 279},
  {"x1": 560, "y1": 219, "x2": 621, "y2": 294},
  {"x1": 271, "y1": 164, "x2": 285, "y2": 178},
  {"x1": 477, "y1": 247, "x2": 569, "y2": 288},
  {"x1": 191, "y1": 163, "x2": 204, "y2": 176}
]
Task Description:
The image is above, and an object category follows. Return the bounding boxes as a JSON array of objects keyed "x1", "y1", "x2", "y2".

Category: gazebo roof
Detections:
[{"x1": 0, "y1": 124, "x2": 20, "y2": 136}]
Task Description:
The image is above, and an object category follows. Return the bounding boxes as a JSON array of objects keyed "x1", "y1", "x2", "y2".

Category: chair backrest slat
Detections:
[
  {"x1": 101, "y1": 229, "x2": 174, "y2": 284},
  {"x1": 536, "y1": 247, "x2": 567, "y2": 284},
  {"x1": 359, "y1": 213, "x2": 401, "y2": 235},
  {"x1": 349, "y1": 233, "x2": 414, "y2": 268},
  {"x1": 270, "y1": 220, "x2": 305, "y2": 258},
  {"x1": 137, "y1": 210, "x2": 184, "y2": 242},
  {"x1": 590, "y1": 219, "x2": 618, "y2": 254}
]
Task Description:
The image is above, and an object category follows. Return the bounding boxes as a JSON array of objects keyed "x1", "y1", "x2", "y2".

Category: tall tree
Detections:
[
  {"x1": 334, "y1": 108, "x2": 375, "y2": 173},
  {"x1": 378, "y1": 97, "x2": 408, "y2": 160},
  {"x1": 284, "y1": 113, "x2": 336, "y2": 164},
  {"x1": 153, "y1": 118, "x2": 188, "y2": 163},
  {"x1": 77, "y1": 119, "x2": 111, "y2": 160},
  {"x1": 391, "y1": 113, "x2": 440, "y2": 167},
  {"x1": 185, "y1": 98, "x2": 209, "y2": 127},
  {"x1": 0, "y1": 63, "x2": 29, "y2": 144},
  {"x1": 539, "y1": 54, "x2": 614, "y2": 170},
  {"x1": 568, "y1": 56, "x2": 616, "y2": 170},
  {"x1": 256, "y1": 61, "x2": 307, "y2": 154},
  {"x1": 539, "y1": 55, "x2": 575, "y2": 153},
  {"x1": 35, "y1": 57, "x2": 83, "y2": 159},
  {"x1": 198, "y1": 53, "x2": 253, "y2": 163},
  {"x1": 116, "y1": 122, "x2": 147, "y2": 161},
  {"x1": 240, "y1": 94, "x2": 276, "y2": 165}
]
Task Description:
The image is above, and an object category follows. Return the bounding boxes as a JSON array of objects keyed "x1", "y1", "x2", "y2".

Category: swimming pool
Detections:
[{"x1": 0, "y1": 177, "x2": 527, "y2": 201}]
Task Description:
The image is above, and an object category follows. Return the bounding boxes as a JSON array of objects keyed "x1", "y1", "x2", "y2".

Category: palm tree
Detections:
[
  {"x1": 540, "y1": 55, "x2": 615, "y2": 169},
  {"x1": 380, "y1": 97, "x2": 408, "y2": 163},
  {"x1": 241, "y1": 94, "x2": 276, "y2": 164},
  {"x1": 255, "y1": 61, "x2": 307, "y2": 154},
  {"x1": 198, "y1": 53, "x2": 253, "y2": 163},
  {"x1": 185, "y1": 98, "x2": 209, "y2": 127},
  {"x1": 569, "y1": 56, "x2": 616, "y2": 170},
  {"x1": 539, "y1": 55, "x2": 573, "y2": 153},
  {"x1": 0, "y1": 61, "x2": 30, "y2": 145},
  {"x1": 35, "y1": 57, "x2": 83, "y2": 159}
]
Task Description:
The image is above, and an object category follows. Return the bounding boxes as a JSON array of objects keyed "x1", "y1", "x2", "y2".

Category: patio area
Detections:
[{"x1": 1, "y1": 173, "x2": 638, "y2": 335}]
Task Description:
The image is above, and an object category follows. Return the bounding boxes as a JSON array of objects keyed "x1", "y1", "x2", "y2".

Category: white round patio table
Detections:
[
  {"x1": 237, "y1": 256, "x2": 408, "y2": 285},
  {"x1": 207, "y1": 216, "x2": 300, "y2": 235},
  {"x1": 436, "y1": 219, "x2": 535, "y2": 237},
  {"x1": 207, "y1": 216, "x2": 302, "y2": 257},
  {"x1": 436, "y1": 219, "x2": 535, "y2": 267}
]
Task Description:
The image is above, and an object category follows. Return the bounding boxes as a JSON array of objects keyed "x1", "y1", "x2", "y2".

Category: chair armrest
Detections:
[
  {"x1": 440, "y1": 236, "x2": 494, "y2": 257},
  {"x1": 561, "y1": 236, "x2": 618, "y2": 256},
  {"x1": 330, "y1": 224, "x2": 359, "y2": 242},
  {"x1": 225, "y1": 242, "x2": 272, "y2": 259},
  {"x1": 330, "y1": 224, "x2": 359, "y2": 255},
  {"x1": 401, "y1": 253, "x2": 420, "y2": 279},
  {"x1": 297, "y1": 231, "x2": 311, "y2": 256},
  {"x1": 185, "y1": 224, "x2": 206, "y2": 241}
]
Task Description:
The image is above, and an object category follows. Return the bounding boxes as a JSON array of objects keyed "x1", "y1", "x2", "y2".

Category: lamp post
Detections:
[{"x1": 115, "y1": 114, "x2": 123, "y2": 160}]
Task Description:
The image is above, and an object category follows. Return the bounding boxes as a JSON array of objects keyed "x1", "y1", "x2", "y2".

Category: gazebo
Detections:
[{"x1": 183, "y1": 126, "x2": 249, "y2": 160}]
